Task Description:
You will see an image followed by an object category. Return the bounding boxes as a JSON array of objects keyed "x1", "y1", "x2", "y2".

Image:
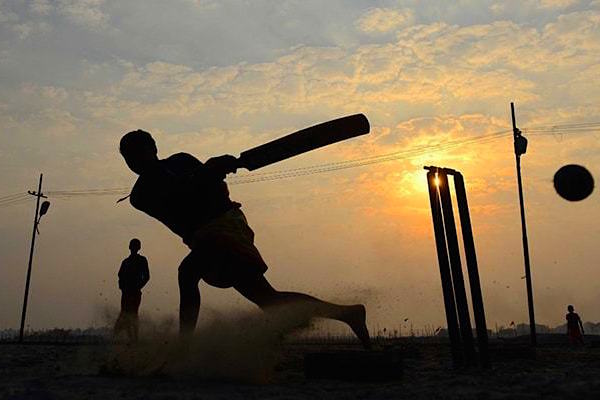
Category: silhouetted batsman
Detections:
[
  {"x1": 114, "y1": 238, "x2": 150, "y2": 342},
  {"x1": 118, "y1": 130, "x2": 370, "y2": 348}
]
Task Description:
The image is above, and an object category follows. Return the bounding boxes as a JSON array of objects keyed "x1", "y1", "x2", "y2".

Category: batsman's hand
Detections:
[{"x1": 205, "y1": 154, "x2": 239, "y2": 175}]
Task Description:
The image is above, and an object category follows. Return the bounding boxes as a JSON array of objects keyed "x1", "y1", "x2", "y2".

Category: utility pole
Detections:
[
  {"x1": 19, "y1": 173, "x2": 50, "y2": 343},
  {"x1": 511, "y1": 102, "x2": 536, "y2": 346}
]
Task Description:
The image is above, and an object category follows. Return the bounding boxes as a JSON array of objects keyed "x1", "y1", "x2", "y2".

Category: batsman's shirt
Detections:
[{"x1": 129, "y1": 153, "x2": 237, "y2": 244}]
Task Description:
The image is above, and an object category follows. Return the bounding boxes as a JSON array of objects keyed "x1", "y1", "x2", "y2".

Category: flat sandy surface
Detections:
[{"x1": 1, "y1": 340, "x2": 600, "y2": 399}]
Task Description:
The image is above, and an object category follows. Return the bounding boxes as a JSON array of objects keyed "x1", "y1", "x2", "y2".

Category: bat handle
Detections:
[{"x1": 234, "y1": 156, "x2": 247, "y2": 171}]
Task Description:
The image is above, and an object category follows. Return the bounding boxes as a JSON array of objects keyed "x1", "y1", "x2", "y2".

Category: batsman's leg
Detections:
[{"x1": 235, "y1": 275, "x2": 371, "y2": 348}]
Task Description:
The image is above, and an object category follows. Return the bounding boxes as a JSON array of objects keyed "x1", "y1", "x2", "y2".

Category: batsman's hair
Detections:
[
  {"x1": 120, "y1": 129, "x2": 157, "y2": 156},
  {"x1": 129, "y1": 238, "x2": 141, "y2": 249}
]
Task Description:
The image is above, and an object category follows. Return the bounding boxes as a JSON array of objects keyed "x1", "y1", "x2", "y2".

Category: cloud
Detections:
[
  {"x1": 57, "y1": 0, "x2": 109, "y2": 29},
  {"x1": 13, "y1": 23, "x2": 33, "y2": 39},
  {"x1": 3, "y1": 8, "x2": 598, "y2": 154},
  {"x1": 187, "y1": 0, "x2": 221, "y2": 11},
  {"x1": 30, "y1": 0, "x2": 52, "y2": 15},
  {"x1": 538, "y1": 0, "x2": 579, "y2": 9},
  {"x1": 490, "y1": 0, "x2": 580, "y2": 16},
  {"x1": 85, "y1": 15, "x2": 580, "y2": 126},
  {"x1": 357, "y1": 7, "x2": 414, "y2": 34},
  {"x1": 21, "y1": 83, "x2": 69, "y2": 102},
  {"x1": 6, "y1": 6, "x2": 592, "y2": 151},
  {"x1": 0, "y1": 1, "x2": 52, "y2": 40},
  {"x1": 0, "y1": 1, "x2": 18, "y2": 23}
]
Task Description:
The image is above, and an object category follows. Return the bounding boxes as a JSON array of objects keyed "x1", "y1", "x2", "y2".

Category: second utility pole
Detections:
[{"x1": 511, "y1": 102, "x2": 536, "y2": 346}]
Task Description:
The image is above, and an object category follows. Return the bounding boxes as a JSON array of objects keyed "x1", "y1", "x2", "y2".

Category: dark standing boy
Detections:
[
  {"x1": 118, "y1": 130, "x2": 370, "y2": 348},
  {"x1": 114, "y1": 238, "x2": 150, "y2": 342}
]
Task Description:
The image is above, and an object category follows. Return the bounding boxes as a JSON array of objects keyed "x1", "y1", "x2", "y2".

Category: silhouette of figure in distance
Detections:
[
  {"x1": 566, "y1": 304, "x2": 584, "y2": 345},
  {"x1": 114, "y1": 238, "x2": 150, "y2": 343}
]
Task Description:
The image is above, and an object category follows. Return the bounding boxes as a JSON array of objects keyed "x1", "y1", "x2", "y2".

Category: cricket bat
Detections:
[{"x1": 237, "y1": 114, "x2": 370, "y2": 171}]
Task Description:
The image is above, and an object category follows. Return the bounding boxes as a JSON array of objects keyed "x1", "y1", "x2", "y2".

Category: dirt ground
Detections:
[{"x1": 1, "y1": 339, "x2": 600, "y2": 400}]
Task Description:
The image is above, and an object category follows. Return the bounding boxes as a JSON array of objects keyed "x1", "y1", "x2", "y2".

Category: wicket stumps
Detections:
[{"x1": 425, "y1": 166, "x2": 489, "y2": 368}]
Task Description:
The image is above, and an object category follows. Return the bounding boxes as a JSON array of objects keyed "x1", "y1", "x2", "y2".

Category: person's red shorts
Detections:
[{"x1": 568, "y1": 327, "x2": 584, "y2": 344}]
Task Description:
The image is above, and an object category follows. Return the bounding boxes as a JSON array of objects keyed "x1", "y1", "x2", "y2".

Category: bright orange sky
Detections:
[{"x1": 1, "y1": 0, "x2": 600, "y2": 333}]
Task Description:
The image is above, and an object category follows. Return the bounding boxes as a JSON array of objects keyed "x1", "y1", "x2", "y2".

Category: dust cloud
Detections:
[{"x1": 100, "y1": 305, "x2": 313, "y2": 383}]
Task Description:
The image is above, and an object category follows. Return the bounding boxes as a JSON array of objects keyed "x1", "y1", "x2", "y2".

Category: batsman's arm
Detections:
[{"x1": 182, "y1": 154, "x2": 238, "y2": 187}]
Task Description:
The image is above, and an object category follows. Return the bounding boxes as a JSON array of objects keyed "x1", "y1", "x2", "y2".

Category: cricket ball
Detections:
[{"x1": 553, "y1": 164, "x2": 594, "y2": 201}]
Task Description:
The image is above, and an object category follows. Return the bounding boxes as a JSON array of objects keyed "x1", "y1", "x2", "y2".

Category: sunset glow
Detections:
[{"x1": 1, "y1": 1, "x2": 599, "y2": 334}]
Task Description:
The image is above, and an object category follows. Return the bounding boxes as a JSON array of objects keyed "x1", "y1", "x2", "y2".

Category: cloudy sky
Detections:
[{"x1": 1, "y1": 0, "x2": 599, "y2": 334}]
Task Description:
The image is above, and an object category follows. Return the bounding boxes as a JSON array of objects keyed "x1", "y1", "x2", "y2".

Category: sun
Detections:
[{"x1": 434, "y1": 174, "x2": 441, "y2": 187}]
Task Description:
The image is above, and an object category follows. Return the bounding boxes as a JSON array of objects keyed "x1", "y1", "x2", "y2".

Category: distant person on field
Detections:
[
  {"x1": 114, "y1": 238, "x2": 150, "y2": 342},
  {"x1": 566, "y1": 305, "x2": 584, "y2": 345},
  {"x1": 117, "y1": 130, "x2": 370, "y2": 348}
]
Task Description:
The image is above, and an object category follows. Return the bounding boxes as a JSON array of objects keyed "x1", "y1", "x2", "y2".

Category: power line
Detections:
[
  {"x1": 0, "y1": 193, "x2": 28, "y2": 203},
  {"x1": 1, "y1": 121, "x2": 599, "y2": 208},
  {"x1": 0, "y1": 194, "x2": 30, "y2": 206},
  {"x1": 0, "y1": 196, "x2": 31, "y2": 207},
  {"x1": 47, "y1": 188, "x2": 130, "y2": 198},
  {"x1": 522, "y1": 121, "x2": 600, "y2": 135},
  {"x1": 8, "y1": 128, "x2": 513, "y2": 201},
  {"x1": 523, "y1": 121, "x2": 600, "y2": 130}
]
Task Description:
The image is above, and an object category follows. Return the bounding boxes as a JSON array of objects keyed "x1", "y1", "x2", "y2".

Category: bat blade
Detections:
[{"x1": 238, "y1": 113, "x2": 370, "y2": 171}]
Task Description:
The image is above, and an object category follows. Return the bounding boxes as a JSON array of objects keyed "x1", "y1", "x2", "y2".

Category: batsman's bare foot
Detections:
[{"x1": 344, "y1": 304, "x2": 371, "y2": 349}]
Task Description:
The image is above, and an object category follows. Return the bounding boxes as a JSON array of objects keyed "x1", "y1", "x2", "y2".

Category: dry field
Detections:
[{"x1": 1, "y1": 335, "x2": 600, "y2": 400}]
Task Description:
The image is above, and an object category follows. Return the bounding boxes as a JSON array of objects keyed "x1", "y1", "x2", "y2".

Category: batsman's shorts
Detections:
[{"x1": 181, "y1": 208, "x2": 268, "y2": 288}]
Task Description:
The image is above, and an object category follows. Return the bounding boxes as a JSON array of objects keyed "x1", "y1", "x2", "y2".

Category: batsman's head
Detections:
[{"x1": 120, "y1": 129, "x2": 158, "y2": 174}]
